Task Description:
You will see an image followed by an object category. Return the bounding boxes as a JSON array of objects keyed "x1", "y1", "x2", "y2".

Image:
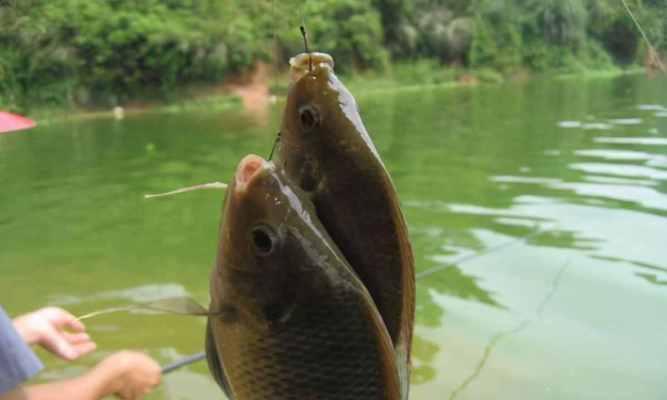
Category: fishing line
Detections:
[
  {"x1": 76, "y1": 229, "x2": 545, "y2": 319},
  {"x1": 621, "y1": 0, "x2": 655, "y2": 52},
  {"x1": 300, "y1": 25, "x2": 312, "y2": 72},
  {"x1": 151, "y1": 232, "x2": 561, "y2": 376},
  {"x1": 76, "y1": 297, "x2": 212, "y2": 321},
  {"x1": 76, "y1": 306, "x2": 136, "y2": 321},
  {"x1": 75, "y1": 306, "x2": 177, "y2": 321},
  {"x1": 271, "y1": 0, "x2": 275, "y2": 45},
  {"x1": 620, "y1": 0, "x2": 666, "y2": 72},
  {"x1": 144, "y1": 181, "x2": 228, "y2": 199},
  {"x1": 299, "y1": 0, "x2": 313, "y2": 72},
  {"x1": 268, "y1": 132, "x2": 281, "y2": 161},
  {"x1": 447, "y1": 258, "x2": 572, "y2": 399},
  {"x1": 77, "y1": 307, "x2": 209, "y2": 373},
  {"x1": 416, "y1": 226, "x2": 546, "y2": 280}
]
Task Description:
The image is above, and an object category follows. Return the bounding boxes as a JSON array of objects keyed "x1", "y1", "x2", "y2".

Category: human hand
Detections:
[
  {"x1": 13, "y1": 307, "x2": 96, "y2": 361},
  {"x1": 94, "y1": 351, "x2": 162, "y2": 400}
]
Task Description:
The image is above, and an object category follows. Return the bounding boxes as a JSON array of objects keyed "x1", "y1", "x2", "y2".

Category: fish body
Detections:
[
  {"x1": 206, "y1": 154, "x2": 401, "y2": 400},
  {"x1": 278, "y1": 53, "x2": 415, "y2": 398}
]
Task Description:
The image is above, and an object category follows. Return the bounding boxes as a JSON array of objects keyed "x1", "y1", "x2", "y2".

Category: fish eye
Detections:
[
  {"x1": 251, "y1": 225, "x2": 277, "y2": 256},
  {"x1": 298, "y1": 105, "x2": 319, "y2": 131}
]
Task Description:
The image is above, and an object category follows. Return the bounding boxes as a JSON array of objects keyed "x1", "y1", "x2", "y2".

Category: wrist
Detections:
[
  {"x1": 12, "y1": 316, "x2": 40, "y2": 345},
  {"x1": 84, "y1": 360, "x2": 124, "y2": 397}
]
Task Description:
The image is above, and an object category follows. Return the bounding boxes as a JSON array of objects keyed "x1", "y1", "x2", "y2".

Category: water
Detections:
[{"x1": 1, "y1": 73, "x2": 666, "y2": 399}]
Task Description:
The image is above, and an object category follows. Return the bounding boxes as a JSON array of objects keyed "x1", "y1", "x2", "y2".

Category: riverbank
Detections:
[{"x1": 25, "y1": 62, "x2": 646, "y2": 126}]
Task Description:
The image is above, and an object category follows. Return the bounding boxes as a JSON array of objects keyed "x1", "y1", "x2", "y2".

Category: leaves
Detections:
[{"x1": 0, "y1": 0, "x2": 665, "y2": 111}]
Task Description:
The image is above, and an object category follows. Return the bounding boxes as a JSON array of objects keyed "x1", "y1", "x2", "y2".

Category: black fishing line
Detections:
[
  {"x1": 300, "y1": 25, "x2": 312, "y2": 72},
  {"x1": 268, "y1": 131, "x2": 281, "y2": 161},
  {"x1": 299, "y1": 0, "x2": 313, "y2": 72},
  {"x1": 159, "y1": 229, "x2": 551, "y2": 375},
  {"x1": 266, "y1": 0, "x2": 280, "y2": 161}
]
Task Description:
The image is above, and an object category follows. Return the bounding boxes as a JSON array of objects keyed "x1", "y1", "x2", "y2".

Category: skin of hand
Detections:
[
  {"x1": 91, "y1": 351, "x2": 162, "y2": 400},
  {"x1": 0, "y1": 351, "x2": 162, "y2": 400},
  {"x1": 13, "y1": 307, "x2": 96, "y2": 361}
]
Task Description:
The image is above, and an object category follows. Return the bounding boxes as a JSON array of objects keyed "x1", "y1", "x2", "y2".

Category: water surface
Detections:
[{"x1": 1, "y1": 73, "x2": 666, "y2": 399}]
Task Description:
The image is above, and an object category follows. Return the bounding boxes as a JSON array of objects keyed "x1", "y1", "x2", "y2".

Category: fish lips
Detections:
[
  {"x1": 233, "y1": 154, "x2": 273, "y2": 195},
  {"x1": 289, "y1": 52, "x2": 334, "y2": 83}
]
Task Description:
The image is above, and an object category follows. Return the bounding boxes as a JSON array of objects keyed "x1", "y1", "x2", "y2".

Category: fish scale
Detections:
[
  {"x1": 217, "y1": 295, "x2": 385, "y2": 399},
  {"x1": 210, "y1": 267, "x2": 395, "y2": 400}
]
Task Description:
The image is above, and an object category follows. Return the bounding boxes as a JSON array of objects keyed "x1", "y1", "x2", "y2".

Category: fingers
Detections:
[
  {"x1": 73, "y1": 341, "x2": 97, "y2": 358},
  {"x1": 42, "y1": 328, "x2": 80, "y2": 361},
  {"x1": 48, "y1": 307, "x2": 86, "y2": 333},
  {"x1": 65, "y1": 332, "x2": 97, "y2": 358},
  {"x1": 50, "y1": 332, "x2": 97, "y2": 360},
  {"x1": 110, "y1": 352, "x2": 162, "y2": 400},
  {"x1": 64, "y1": 331, "x2": 92, "y2": 345}
]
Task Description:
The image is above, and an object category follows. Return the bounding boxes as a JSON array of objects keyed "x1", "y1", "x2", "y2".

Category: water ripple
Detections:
[
  {"x1": 569, "y1": 163, "x2": 667, "y2": 180},
  {"x1": 595, "y1": 137, "x2": 667, "y2": 145}
]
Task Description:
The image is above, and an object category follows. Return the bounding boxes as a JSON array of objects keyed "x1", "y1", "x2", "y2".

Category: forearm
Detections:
[
  {"x1": 1, "y1": 368, "x2": 119, "y2": 400},
  {"x1": 24, "y1": 373, "x2": 109, "y2": 400}
]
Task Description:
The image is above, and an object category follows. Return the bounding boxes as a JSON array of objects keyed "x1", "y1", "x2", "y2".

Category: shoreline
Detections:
[{"x1": 27, "y1": 66, "x2": 648, "y2": 126}]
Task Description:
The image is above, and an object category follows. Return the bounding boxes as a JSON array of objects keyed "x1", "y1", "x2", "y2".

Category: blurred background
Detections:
[{"x1": 1, "y1": 1, "x2": 666, "y2": 399}]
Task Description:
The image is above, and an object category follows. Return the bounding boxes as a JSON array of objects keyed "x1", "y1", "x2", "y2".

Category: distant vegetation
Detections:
[{"x1": 0, "y1": 0, "x2": 665, "y2": 111}]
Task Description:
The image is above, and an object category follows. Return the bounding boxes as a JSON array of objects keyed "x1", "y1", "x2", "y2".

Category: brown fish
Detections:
[
  {"x1": 278, "y1": 52, "x2": 415, "y2": 398},
  {"x1": 206, "y1": 154, "x2": 401, "y2": 400}
]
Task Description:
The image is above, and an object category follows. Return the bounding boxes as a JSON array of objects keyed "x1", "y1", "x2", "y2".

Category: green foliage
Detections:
[
  {"x1": 474, "y1": 67, "x2": 503, "y2": 84},
  {"x1": 0, "y1": 0, "x2": 240, "y2": 107},
  {"x1": 389, "y1": 59, "x2": 460, "y2": 85},
  {"x1": 300, "y1": 0, "x2": 389, "y2": 71},
  {"x1": 0, "y1": 0, "x2": 665, "y2": 111}
]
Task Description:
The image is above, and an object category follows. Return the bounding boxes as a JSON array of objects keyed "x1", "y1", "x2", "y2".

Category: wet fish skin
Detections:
[
  {"x1": 278, "y1": 53, "x2": 415, "y2": 398},
  {"x1": 206, "y1": 154, "x2": 401, "y2": 400}
]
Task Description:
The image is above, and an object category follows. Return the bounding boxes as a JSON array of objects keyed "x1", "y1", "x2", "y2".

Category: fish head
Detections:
[
  {"x1": 212, "y1": 154, "x2": 293, "y2": 327},
  {"x1": 280, "y1": 52, "x2": 381, "y2": 192},
  {"x1": 213, "y1": 154, "x2": 323, "y2": 329}
]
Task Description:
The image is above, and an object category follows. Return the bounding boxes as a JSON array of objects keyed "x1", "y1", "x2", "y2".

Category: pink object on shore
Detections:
[{"x1": 0, "y1": 111, "x2": 37, "y2": 134}]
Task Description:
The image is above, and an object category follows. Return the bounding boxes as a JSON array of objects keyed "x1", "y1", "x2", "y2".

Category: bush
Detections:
[{"x1": 0, "y1": 0, "x2": 664, "y2": 110}]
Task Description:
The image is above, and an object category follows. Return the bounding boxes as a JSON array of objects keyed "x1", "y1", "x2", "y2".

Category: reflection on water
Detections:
[{"x1": 1, "y1": 74, "x2": 666, "y2": 399}]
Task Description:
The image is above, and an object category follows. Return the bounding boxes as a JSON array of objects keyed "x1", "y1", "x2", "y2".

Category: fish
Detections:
[
  {"x1": 277, "y1": 52, "x2": 415, "y2": 398},
  {"x1": 206, "y1": 154, "x2": 401, "y2": 400}
]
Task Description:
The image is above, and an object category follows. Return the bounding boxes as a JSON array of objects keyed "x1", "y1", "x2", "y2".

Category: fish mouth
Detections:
[
  {"x1": 235, "y1": 154, "x2": 267, "y2": 193},
  {"x1": 289, "y1": 52, "x2": 334, "y2": 83}
]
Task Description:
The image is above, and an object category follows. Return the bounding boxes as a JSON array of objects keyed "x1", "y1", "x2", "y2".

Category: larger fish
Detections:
[
  {"x1": 278, "y1": 52, "x2": 415, "y2": 398},
  {"x1": 206, "y1": 154, "x2": 401, "y2": 400}
]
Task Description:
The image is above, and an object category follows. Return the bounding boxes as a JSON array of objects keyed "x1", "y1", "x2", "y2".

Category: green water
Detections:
[{"x1": 1, "y1": 74, "x2": 666, "y2": 399}]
